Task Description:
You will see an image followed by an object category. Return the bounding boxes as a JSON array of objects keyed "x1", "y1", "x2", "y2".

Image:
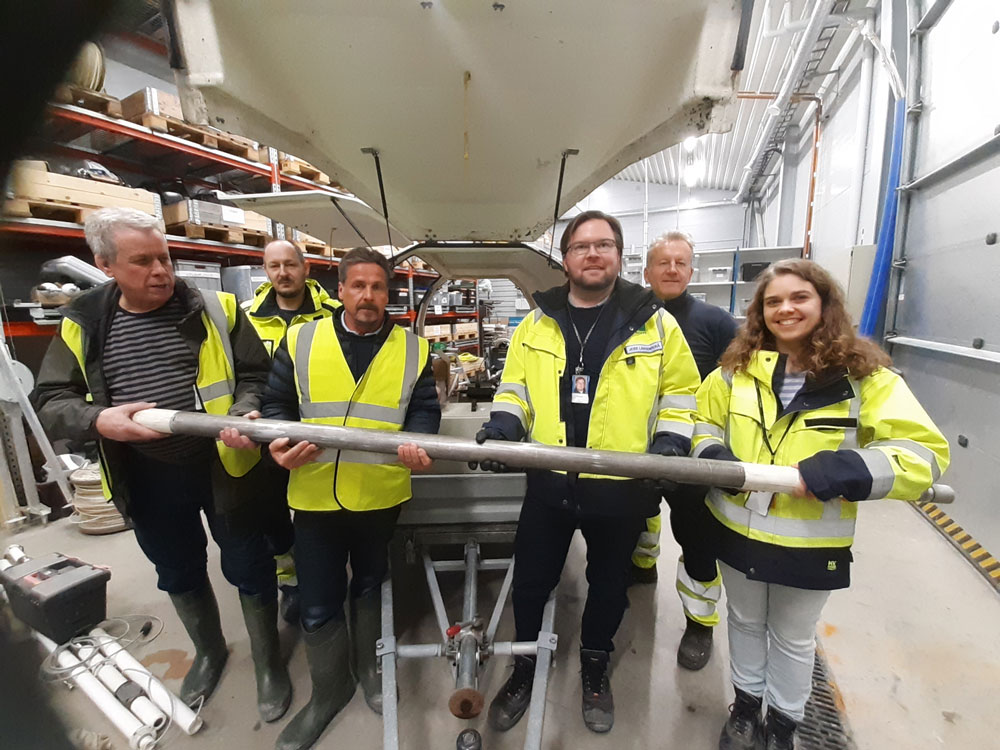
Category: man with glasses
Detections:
[
  {"x1": 472, "y1": 210, "x2": 700, "y2": 733},
  {"x1": 633, "y1": 231, "x2": 738, "y2": 672}
]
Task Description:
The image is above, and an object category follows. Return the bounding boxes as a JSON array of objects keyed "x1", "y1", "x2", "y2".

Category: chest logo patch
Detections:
[{"x1": 625, "y1": 341, "x2": 663, "y2": 355}]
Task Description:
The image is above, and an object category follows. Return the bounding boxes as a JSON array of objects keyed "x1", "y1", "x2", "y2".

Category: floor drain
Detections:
[{"x1": 800, "y1": 642, "x2": 854, "y2": 750}]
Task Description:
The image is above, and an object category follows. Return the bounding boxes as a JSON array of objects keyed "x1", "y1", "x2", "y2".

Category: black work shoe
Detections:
[
  {"x1": 677, "y1": 617, "x2": 714, "y2": 671},
  {"x1": 764, "y1": 707, "x2": 797, "y2": 750},
  {"x1": 169, "y1": 584, "x2": 229, "y2": 707},
  {"x1": 719, "y1": 688, "x2": 764, "y2": 750},
  {"x1": 240, "y1": 593, "x2": 292, "y2": 722},
  {"x1": 276, "y1": 617, "x2": 357, "y2": 750},
  {"x1": 580, "y1": 649, "x2": 614, "y2": 733},
  {"x1": 487, "y1": 655, "x2": 535, "y2": 731},
  {"x1": 279, "y1": 586, "x2": 301, "y2": 625},
  {"x1": 630, "y1": 563, "x2": 659, "y2": 585}
]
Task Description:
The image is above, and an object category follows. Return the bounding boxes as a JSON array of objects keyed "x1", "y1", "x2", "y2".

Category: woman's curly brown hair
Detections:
[{"x1": 720, "y1": 258, "x2": 891, "y2": 378}]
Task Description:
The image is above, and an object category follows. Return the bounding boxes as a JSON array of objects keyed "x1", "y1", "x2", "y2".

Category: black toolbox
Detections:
[
  {"x1": 0, "y1": 553, "x2": 111, "y2": 643},
  {"x1": 740, "y1": 261, "x2": 771, "y2": 282}
]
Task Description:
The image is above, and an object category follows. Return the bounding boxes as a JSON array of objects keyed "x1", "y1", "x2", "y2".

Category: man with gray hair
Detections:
[
  {"x1": 632, "y1": 230, "x2": 738, "y2": 671},
  {"x1": 32, "y1": 207, "x2": 292, "y2": 722}
]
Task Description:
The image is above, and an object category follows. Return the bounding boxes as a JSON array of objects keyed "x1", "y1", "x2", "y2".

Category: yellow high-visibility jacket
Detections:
[
  {"x1": 243, "y1": 278, "x2": 339, "y2": 356},
  {"x1": 491, "y1": 280, "x2": 700, "y2": 517},
  {"x1": 284, "y1": 316, "x2": 430, "y2": 512},
  {"x1": 693, "y1": 350, "x2": 949, "y2": 589}
]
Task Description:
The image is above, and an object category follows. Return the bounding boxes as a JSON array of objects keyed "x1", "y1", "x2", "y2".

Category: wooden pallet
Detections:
[
  {"x1": 2, "y1": 198, "x2": 96, "y2": 223},
  {"x1": 132, "y1": 112, "x2": 221, "y2": 149},
  {"x1": 52, "y1": 84, "x2": 123, "y2": 117},
  {"x1": 292, "y1": 239, "x2": 328, "y2": 255},
  {"x1": 168, "y1": 222, "x2": 244, "y2": 245},
  {"x1": 279, "y1": 158, "x2": 331, "y2": 185},
  {"x1": 210, "y1": 132, "x2": 260, "y2": 162}
]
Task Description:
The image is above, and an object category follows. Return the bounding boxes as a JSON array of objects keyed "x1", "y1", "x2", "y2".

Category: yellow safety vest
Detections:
[
  {"x1": 284, "y1": 317, "x2": 429, "y2": 512},
  {"x1": 243, "y1": 278, "x2": 340, "y2": 357},
  {"x1": 60, "y1": 291, "x2": 260, "y2": 499},
  {"x1": 492, "y1": 306, "x2": 699, "y2": 478},
  {"x1": 692, "y1": 351, "x2": 950, "y2": 549}
]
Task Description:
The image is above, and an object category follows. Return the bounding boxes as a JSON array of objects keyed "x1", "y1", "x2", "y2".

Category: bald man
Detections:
[{"x1": 243, "y1": 240, "x2": 341, "y2": 622}]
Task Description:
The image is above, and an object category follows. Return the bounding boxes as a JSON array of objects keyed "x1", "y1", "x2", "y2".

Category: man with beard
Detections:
[
  {"x1": 250, "y1": 247, "x2": 441, "y2": 750},
  {"x1": 472, "y1": 210, "x2": 700, "y2": 733},
  {"x1": 242, "y1": 239, "x2": 340, "y2": 622}
]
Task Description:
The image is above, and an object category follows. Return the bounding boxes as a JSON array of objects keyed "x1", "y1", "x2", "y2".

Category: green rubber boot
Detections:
[
  {"x1": 169, "y1": 583, "x2": 229, "y2": 707},
  {"x1": 240, "y1": 593, "x2": 292, "y2": 722},
  {"x1": 350, "y1": 587, "x2": 383, "y2": 714}
]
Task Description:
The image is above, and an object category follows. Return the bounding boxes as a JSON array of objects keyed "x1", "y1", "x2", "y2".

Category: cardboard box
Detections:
[
  {"x1": 162, "y1": 199, "x2": 271, "y2": 234},
  {"x1": 120, "y1": 87, "x2": 184, "y2": 121}
]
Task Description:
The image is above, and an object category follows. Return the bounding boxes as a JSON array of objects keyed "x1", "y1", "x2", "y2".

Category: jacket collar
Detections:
[
  {"x1": 745, "y1": 350, "x2": 855, "y2": 416},
  {"x1": 532, "y1": 277, "x2": 659, "y2": 323},
  {"x1": 333, "y1": 305, "x2": 395, "y2": 346},
  {"x1": 61, "y1": 278, "x2": 204, "y2": 330},
  {"x1": 249, "y1": 278, "x2": 330, "y2": 318}
]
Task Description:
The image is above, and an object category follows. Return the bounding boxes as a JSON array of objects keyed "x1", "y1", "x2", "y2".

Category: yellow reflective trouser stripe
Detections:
[
  {"x1": 274, "y1": 551, "x2": 297, "y2": 587},
  {"x1": 631, "y1": 512, "x2": 662, "y2": 569},
  {"x1": 708, "y1": 488, "x2": 857, "y2": 544},
  {"x1": 676, "y1": 558, "x2": 721, "y2": 626}
]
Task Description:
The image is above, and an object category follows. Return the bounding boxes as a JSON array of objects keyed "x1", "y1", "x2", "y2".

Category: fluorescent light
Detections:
[{"x1": 682, "y1": 136, "x2": 698, "y2": 153}]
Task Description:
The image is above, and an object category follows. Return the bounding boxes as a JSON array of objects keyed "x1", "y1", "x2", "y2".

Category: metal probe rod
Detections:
[{"x1": 132, "y1": 409, "x2": 955, "y2": 503}]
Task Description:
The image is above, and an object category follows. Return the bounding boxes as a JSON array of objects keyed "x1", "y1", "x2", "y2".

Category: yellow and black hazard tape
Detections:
[{"x1": 917, "y1": 501, "x2": 1000, "y2": 591}]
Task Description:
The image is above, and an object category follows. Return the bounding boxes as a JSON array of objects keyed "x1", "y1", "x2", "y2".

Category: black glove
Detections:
[
  {"x1": 648, "y1": 434, "x2": 688, "y2": 493},
  {"x1": 468, "y1": 425, "x2": 513, "y2": 472}
]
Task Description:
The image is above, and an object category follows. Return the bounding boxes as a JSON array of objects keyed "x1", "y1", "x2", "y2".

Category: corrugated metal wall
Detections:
[{"x1": 888, "y1": 0, "x2": 1000, "y2": 553}]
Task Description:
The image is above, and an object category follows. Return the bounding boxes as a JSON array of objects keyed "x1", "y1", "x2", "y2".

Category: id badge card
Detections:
[{"x1": 571, "y1": 374, "x2": 590, "y2": 404}]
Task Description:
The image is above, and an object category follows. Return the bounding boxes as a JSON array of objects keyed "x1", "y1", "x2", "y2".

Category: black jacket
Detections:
[
  {"x1": 262, "y1": 307, "x2": 441, "y2": 435},
  {"x1": 31, "y1": 279, "x2": 271, "y2": 517},
  {"x1": 662, "y1": 291, "x2": 738, "y2": 380}
]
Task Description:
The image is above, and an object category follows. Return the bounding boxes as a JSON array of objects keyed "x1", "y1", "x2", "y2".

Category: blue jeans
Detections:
[
  {"x1": 294, "y1": 505, "x2": 402, "y2": 631},
  {"x1": 125, "y1": 450, "x2": 276, "y2": 600}
]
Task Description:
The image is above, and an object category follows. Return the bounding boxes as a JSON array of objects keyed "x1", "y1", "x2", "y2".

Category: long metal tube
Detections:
[
  {"x1": 450, "y1": 542, "x2": 483, "y2": 719},
  {"x1": 133, "y1": 409, "x2": 954, "y2": 503}
]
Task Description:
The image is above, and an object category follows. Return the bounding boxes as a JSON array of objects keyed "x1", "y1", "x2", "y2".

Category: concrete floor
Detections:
[{"x1": 4, "y1": 499, "x2": 999, "y2": 750}]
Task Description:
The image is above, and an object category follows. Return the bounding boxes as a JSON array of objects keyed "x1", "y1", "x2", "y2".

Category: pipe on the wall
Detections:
[
  {"x1": 848, "y1": 18, "x2": 876, "y2": 246},
  {"x1": 859, "y1": 96, "x2": 906, "y2": 336}
]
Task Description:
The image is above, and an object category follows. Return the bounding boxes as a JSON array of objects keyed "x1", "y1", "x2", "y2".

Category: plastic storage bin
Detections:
[{"x1": 174, "y1": 260, "x2": 222, "y2": 292}]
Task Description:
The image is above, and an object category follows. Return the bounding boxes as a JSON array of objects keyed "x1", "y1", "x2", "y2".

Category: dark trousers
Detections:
[
  {"x1": 255, "y1": 465, "x2": 294, "y2": 559},
  {"x1": 294, "y1": 505, "x2": 402, "y2": 632},
  {"x1": 665, "y1": 484, "x2": 719, "y2": 583},
  {"x1": 126, "y1": 452, "x2": 276, "y2": 599},
  {"x1": 512, "y1": 498, "x2": 646, "y2": 653}
]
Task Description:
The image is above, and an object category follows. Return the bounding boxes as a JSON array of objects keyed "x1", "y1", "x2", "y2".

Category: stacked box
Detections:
[
  {"x1": 120, "y1": 87, "x2": 185, "y2": 121},
  {"x1": 163, "y1": 199, "x2": 272, "y2": 235}
]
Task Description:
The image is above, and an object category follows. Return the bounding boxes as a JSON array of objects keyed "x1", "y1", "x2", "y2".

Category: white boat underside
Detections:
[{"x1": 168, "y1": 0, "x2": 746, "y2": 242}]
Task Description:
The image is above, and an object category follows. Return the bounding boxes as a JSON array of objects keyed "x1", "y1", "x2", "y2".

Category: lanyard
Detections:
[
  {"x1": 567, "y1": 302, "x2": 607, "y2": 375},
  {"x1": 754, "y1": 379, "x2": 797, "y2": 463}
]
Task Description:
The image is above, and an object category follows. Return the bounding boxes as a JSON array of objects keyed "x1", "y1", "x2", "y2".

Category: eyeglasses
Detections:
[{"x1": 565, "y1": 239, "x2": 619, "y2": 256}]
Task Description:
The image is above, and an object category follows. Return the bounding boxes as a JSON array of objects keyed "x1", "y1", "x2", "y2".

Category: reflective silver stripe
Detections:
[
  {"x1": 866, "y1": 439, "x2": 942, "y2": 482},
  {"x1": 654, "y1": 309, "x2": 665, "y2": 340},
  {"x1": 300, "y1": 402, "x2": 350, "y2": 419},
  {"x1": 301, "y1": 401, "x2": 406, "y2": 423},
  {"x1": 294, "y1": 322, "x2": 318, "y2": 403},
  {"x1": 692, "y1": 437, "x2": 725, "y2": 458},
  {"x1": 678, "y1": 594, "x2": 717, "y2": 618},
  {"x1": 708, "y1": 488, "x2": 858, "y2": 540},
  {"x1": 656, "y1": 419, "x2": 694, "y2": 439},
  {"x1": 839, "y1": 379, "x2": 862, "y2": 450},
  {"x1": 495, "y1": 382, "x2": 528, "y2": 402},
  {"x1": 850, "y1": 448, "x2": 897, "y2": 499},
  {"x1": 201, "y1": 292, "x2": 235, "y2": 374},
  {"x1": 676, "y1": 564, "x2": 721, "y2": 600},
  {"x1": 821, "y1": 497, "x2": 844, "y2": 520},
  {"x1": 635, "y1": 530, "x2": 660, "y2": 552},
  {"x1": 658, "y1": 394, "x2": 697, "y2": 411},
  {"x1": 721, "y1": 369, "x2": 734, "y2": 387},
  {"x1": 492, "y1": 401, "x2": 528, "y2": 429},
  {"x1": 396, "y1": 331, "x2": 422, "y2": 417},
  {"x1": 531, "y1": 308, "x2": 543, "y2": 324},
  {"x1": 694, "y1": 422, "x2": 724, "y2": 439},
  {"x1": 199, "y1": 381, "x2": 232, "y2": 403}
]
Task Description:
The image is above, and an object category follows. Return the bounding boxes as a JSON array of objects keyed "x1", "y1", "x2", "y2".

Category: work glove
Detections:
[
  {"x1": 647, "y1": 433, "x2": 689, "y2": 494},
  {"x1": 468, "y1": 424, "x2": 514, "y2": 472}
]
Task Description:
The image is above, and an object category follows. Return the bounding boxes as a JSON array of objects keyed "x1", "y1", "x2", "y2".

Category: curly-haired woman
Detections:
[{"x1": 693, "y1": 259, "x2": 949, "y2": 750}]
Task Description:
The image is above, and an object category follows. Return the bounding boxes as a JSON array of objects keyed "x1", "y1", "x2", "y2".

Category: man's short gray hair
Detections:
[
  {"x1": 646, "y1": 230, "x2": 695, "y2": 265},
  {"x1": 84, "y1": 207, "x2": 164, "y2": 262}
]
